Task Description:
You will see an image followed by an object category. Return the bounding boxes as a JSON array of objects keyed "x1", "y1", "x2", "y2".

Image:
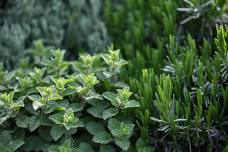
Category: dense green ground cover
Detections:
[{"x1": 0, "y1": 0, "x2": 228, "y2": 151}]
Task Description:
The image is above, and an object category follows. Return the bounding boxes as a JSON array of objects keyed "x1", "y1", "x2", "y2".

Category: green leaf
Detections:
[
  {"x1": 63, "y1": 108, "x2": 76, "y2": 123},
  {"x1": 64, "y1": 120, "x2": 84, "y2": 130},
  {"x1": 50, "y1": 126, "x2": 65, "y2": 141},
  {"x1": 84, "y1": 91, "x2": 103, "y2": 101},
  {"x1": 108, "y1": 118, "x2": 121, "y2": 137},
  {"x1": 103, "y1": 71, "x2": 112, "y2": 78},
  {"x1": 0, "y1": 92, "x2": 14, "y2": 105},
  {"x1": 28, "y1": 95, "x2": 43, "y2": 110},
  {"x1": 85, "y1": 121, "x2": 105, "y2": 135},
  {"x1": 70, "y1": 102, "x2": 84, "y2": 112},
  {"x1": 101, "y1": 46, "x2": 127, "y2": 71},
  {"x1": 0, "y1": 109, "x2": 13, "y2": 124},
  {"x1": 32, "y1": 101, "x2": 43, "y2": 111},
  {"x1": 60, "y1": 108, "x2": 84, "y2": 130},
  {"x1": 92, "y1": 131, "x2": 112, "y2": 144},
  {"x1": 114, "y1": 137, "x2": 130, "y2": 151},
  {"x1": 49, "y1": 94, "x2": 63, "y2": 101},
  {"x1": 28, "y1": 116, "x2": 40, "y2": 132},
  {"x1": 99, "y1": 145, "x2": 115, "y2": 152},
  {"x1": 58, "y1": 147, "x2": 73, "y2": 152},
  {"x1": 29, "y1": 67, "x2": 46, "y2": 82},
  {"x1": 76, "y1": 73, "x2": 99, "y2": 94},
  {"x1": 103, "y1": 89, "x2": 138, "y2": 109},
  {"x1": 40, "y1": 115, "x2": 55, "y2": 126},
  {"x1": 13, "y1": 96, "x2": 25, "y2": 109},
  {"x1": 102, "y1": 92, "x2": 117, "y2": 102},
  {"x1": 28, "y1": 95, "x2": 41, "y2": 103},
  {"x1": 58, "y1": 139, "x2": 73, "y2": 152},
  {"x1": 51, "y1": 77, "x2": 69, "y2": 91},
  {"x1": 78, "y1": 143, "x2": 94, "y2": 152},
  {"x1": 0, "y1": 100, "x2": 4, "y2": 107},
  {"x1": 125, "y1": 100, "x2": 140, "y2": 108},
  {"x1": 38, "y1": 126, "x2": 52, "y2": 142},
  {"x1": 118, "y1": 59, "x2": 128, "y2": 66},
  {"x1": 48, "y1": 145, "x2": 58, "y2": 152},
  {"x1": 108, "y1": 118, "x2": 134, "y2": 137},
  {"x1": 117, "y1": 87, "x2": 132, "y2": 102},
  {"x1": 0, "y1": 143, "x2": 10, "y2": 152},
  {"x1": 45, "y1": 100, "x2": 68, "y2": 114},
  {"x1": 9, "y1": 139, "x2": 25, "y2": 152},
  {"x1": 102, "y1": 107, "x2": 119, "y2": 120},
  {"x1": 49, "y1": 114, "x2": 63, "y2": 124},
  {"x1": 0, "y1": 131, "x2": 11, "y2": 146},
  {"x1": 36, "y1": 86, "x2": 63, "y2": 101},
  {"x1": 0, "y1": 131, "x2": 25, "y2": 152},
  {"x1": 80, "y1": 73, "x2": 99, "y2": 87},
  {"x1": 0, "y1": 91, "x2": 24, "y2": 110},
  {"x1": 23, "y1": 136, "x2": 49, "y2": 152},
  {"x1": 16, "y1": 115, "x2": 29, "y2": 128},
  {"x1": 87, "y1": 105, "x2": 105, "y2": 118},
  {"x1": 63, "y1": 87, "x2": 77, "y2": 96}
]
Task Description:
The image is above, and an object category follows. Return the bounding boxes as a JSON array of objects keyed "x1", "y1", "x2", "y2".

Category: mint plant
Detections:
[
  {"x1": 28, "y1": 86, "x2": 62, "y2": 111},
  {"x1": 101, "y1": 44, "x2": 127, "y2": 78},
  {"x1": 49, "y1": 108, "x2": 84, "y2": 131},
  {"x1": 0, "y1": 91, "x2": 24, "y2": 111},
  {"x1": 0, "y1": 44, "x2": 138, "y2": 152},
  {"x1": 108, "y1": 118, "x2": 135, "y2": 151},
  {"x1": 103, "y1": 87, "x2": 140, "y2": 109},
  {"x1": 73, "y1": 54, "x2": 100, "y2": 74},
  {"x1": 76, "y1": 73, "x2": 100, "y2": 94}
]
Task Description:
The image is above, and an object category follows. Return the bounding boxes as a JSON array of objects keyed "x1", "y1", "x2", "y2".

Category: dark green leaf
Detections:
[
  {"x1": 102, "y1": 92, "x2": 117, "y2": 102},
  {"x1": 51, "y1": 126, "x2": 65, "y2": 141},
  {"x1": 126, "y1": 100, "x2": 140, "y2": 108},
  {"x1": 64, "y1": 120, "x2": 84, "y2": 130},
  {"x1": 85, "y1": 121, "x2": 105, "y2": 135},
  {"x1": 16, "y1": 115, "x2": 29, "y2": 128},
  {"x1": 49, "y1": 114, "x2": 63, "y2": 124},
  {"x1": 102, "y1": 107, "x2": 118, "y2": 120},
  {"x1": 87, "y1": 105, "x2": 105, "y2": 118},
  {"x1": 78, "y1": 143, "x2": 94, "y2": 152},
  {"x1": 92, "y1": 131, "x2": 112, "y2": 144},
  {"x1": 71, "y1": 102, "x2": 84, "y2": 112},
  {"x1": 99, "y1": 145, "x2": 115, "y2": 152},
  {"x1": 114, "y1": 137, "x2": 130, "y2": 151},
  {"x1": 28, "y1": 116, "x2": 40, "y2": 132}
]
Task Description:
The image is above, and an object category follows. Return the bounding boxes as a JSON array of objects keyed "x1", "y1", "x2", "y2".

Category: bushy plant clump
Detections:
[
  {"x1": 104, "y1": 0, "x2": 228, "y2": 77},
  {"x1": 130, "y1": 25, "x2": 228, "y2": 151},
  {"x1": 0, "y1": 42, "x2": 141, "y2": 152}
]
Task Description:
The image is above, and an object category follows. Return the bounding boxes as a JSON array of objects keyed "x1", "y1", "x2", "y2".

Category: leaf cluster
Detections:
[{"x1": 0, "y1": 44, "x2": 139, "y2": 152}]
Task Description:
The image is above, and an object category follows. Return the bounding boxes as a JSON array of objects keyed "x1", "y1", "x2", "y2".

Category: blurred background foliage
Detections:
[{"x1": 0, "y1": 0, "x2": 108, "y2": 68}]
